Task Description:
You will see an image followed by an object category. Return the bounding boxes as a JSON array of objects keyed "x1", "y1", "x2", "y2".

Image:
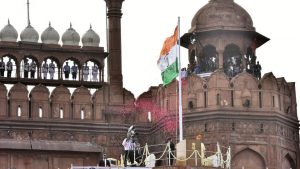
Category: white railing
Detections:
[{"x1": 70, "y1": 142, "x2": 231, "y2": 169}]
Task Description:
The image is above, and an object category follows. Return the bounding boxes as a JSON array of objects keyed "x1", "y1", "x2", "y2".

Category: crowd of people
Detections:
[
  {"x1": 61, "y1": 61, "x2": 99, "y2": 81},
  {"x1": 0, "y1": 58, "x2": 100, "y2": 81}
]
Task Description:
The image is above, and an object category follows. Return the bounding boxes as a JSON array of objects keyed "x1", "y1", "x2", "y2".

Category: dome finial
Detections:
[
  {"x1": 90, "y1": 24, "x2": 92, "y2": 29},
  {"x1": 49, "y1": 21, "x2": 51, "y2": 27},
  {"x1": 8, "y1": 18, "x2": 10, "y2": 25},
  {"x1": 27, "y1": 0, "x2": 31, "y2": 26},
  {"x1": 70, "y1": 22, "x2": 72, "y2": 28}
]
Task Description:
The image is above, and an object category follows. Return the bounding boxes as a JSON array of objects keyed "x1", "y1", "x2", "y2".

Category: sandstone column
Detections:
[{"x1": 105, "y1": 0, "x2": 124, "y2": 103}]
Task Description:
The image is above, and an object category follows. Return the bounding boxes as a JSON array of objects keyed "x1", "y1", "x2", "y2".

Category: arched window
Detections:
[
  {"x1": 0, "y1": 56, "x2": 17, "y2": 78},
  {"x1": 60, "y1": 107, "x2": 64, "y2": 119},
  {"x1": 223, "y1": 44, "x2": 243, "y2": 77},
  {"x1": 21, "y1": 57, "x2": 38, "y2": 79},
  {"x1": 17, "y1": 105, "x2": 21, "y2": 117},
  {"x1": 83, "y1": 60, "x2": 100, "y2": 82},
  {"x1": 148, "y1": 111, "x2": 152, "y2": 122},
  {"x1": 81, "y1": 108, "x2": 84, "y2": 119},
  {"x1": 216, "y1": 93, "x2": 220, "y2": 106},
  {"x1": 39, "y1": 106, "x2": 43, "y2": 118},
  {"x1": 62, "y1": 59, "x2": 79, "y2": 81},
  {"x1": 198, "y1": 45, "x2": 218, "y2": 73},
  {"x1": 42, "y1": 58, "x2": 59, "y2": 80}
]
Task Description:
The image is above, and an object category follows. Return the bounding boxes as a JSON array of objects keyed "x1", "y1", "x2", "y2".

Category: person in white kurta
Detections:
[{"x1": 122, "y1": 137, "x2": 135, "y2": 166}]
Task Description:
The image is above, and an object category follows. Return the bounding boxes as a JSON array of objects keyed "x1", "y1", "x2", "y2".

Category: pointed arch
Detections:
[
  {"x1": 185, "y1": 74, "x2": 206, "y2": 110},
  {"x1": 51, "y1": 85, "x2": 71, "y2": 119},
  {"x1": 9, "y1": 83, "x2": 29, "y2": 118},
  {"x1": 260, "y1": 72, "x2": 280, "y2": 109},
  {"x1": 231, "y1": 71, "x2": 259, "y2": 108},
  {"x1": 20, "y1": 55, "x2": 39, "y2": 79},
  {"x1": 232, "y1": 148, "x2": 266, "y2": 169},
  {"x1": 186, "y1": 73, "x2": 206, "y2": 92},
  {"x1": 206, "y1": 70, "x2": 231, "y2": 107},
  {"x1": 82, "y1": 59, "x2": 104, "y2": 82},
  {"x1": 62, "y1": 58, "x2": 80, "y2": 81},
  {"x1": 1, "y1": 54, "x2": 18, "y2": 78},
  {"x1": 260, "y1": 72, "x2": 279, "y2": 90},
  {"x1": 30, "y1": 85, "x2": 50, "y2": 119},
  {"x1": 43, "y1": 56, "x2": 61, "y2": 67},
  {"x1": 63, "y1": 57, "x2": 81, "y2": 68},
  {"x1": 42, "y1": 57, "x2": 60, "y2": 80},
  {"x1": 223, "y1": 43, "x2": 243, "y2": 77},
  {"x1": 282, "y1": 153, "x2": 296, "y2": 169},
  {"x1": 93, "y1": 86, "x2": 107, "y2": 121},
  {"x1": 72, "y1": 86, "x2": 92, "y2": 120},
  {"x1": 1, "y1": 53, "x2": 18, "y2": 63},
  {"x1": 207, "y1": 70, "x2": 230, "y2": 89},
  {"x1": 231, "y1": 71, "x2": 259, "y2": 90},
  {"x1": 198, "y1": 44, "x2": 218, "y2": 73}
]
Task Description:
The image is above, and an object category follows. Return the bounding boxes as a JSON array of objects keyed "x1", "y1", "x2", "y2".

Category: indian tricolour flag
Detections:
[{"x1": 157, "y1": 26, "x2": 179, "y2": 85}]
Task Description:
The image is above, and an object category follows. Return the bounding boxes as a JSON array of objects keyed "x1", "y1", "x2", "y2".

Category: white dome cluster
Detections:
[{"x1": 0, "y1": 21, "x2": 100, "y2": 47}]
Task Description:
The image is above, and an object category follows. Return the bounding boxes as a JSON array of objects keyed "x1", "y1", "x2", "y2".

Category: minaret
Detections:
[{"x1": 104, "y1": 0, "x2": 124, "y2": 103}]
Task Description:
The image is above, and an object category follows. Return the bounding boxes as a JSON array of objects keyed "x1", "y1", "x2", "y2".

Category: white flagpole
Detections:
[{"x1": 177, "y1": 17, "x2": 183, "y2": 141}]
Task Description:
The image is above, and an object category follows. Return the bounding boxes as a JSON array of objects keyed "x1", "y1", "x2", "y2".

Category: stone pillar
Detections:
[
  {"x1": 16, "y1": 62, "x2": 20, "y2": 78},
  {"x1": 105, "y1": 0, "x2": 124, "y2": 103},
  {"x1": 217, "y1": 39, "x2": 224, "y2": 69},
  {"x1": 217, "y1": 49, "x2": 224, "y2": 69}
]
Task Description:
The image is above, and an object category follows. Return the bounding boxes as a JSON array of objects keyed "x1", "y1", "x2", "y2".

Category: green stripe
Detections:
[{"x1": 161, "y1": 58, "x2": 179, "y2": 86}]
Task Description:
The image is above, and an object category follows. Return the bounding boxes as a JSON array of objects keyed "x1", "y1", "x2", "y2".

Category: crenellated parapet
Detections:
[{"x1": 137, "y1": 71, "x2": 297, "y2": 121}]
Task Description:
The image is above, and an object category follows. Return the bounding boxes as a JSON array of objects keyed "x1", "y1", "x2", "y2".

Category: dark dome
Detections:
[{"x1": 190, "y1": 0, "x2": 254, "y2": 32}]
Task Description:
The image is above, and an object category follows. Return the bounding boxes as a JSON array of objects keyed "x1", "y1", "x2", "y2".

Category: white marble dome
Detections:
[
  {"x1": 41, "y1": 22, "x2": 60, "y2": 44},
  {"x1": 82, "y1": 25, "x2": 100, "y2": 47},
  {"x1": 20, "y1": 24, "x2": 39, "y2": 43},
  {"x1": 0, "y1": 20, "x2": 18, "y2": 42},
  {"x1": 62, "y1": 23, "x2": 80, "y2": 46}
]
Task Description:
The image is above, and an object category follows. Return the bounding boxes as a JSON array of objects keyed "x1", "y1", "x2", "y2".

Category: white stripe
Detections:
[{"x1": 157, "y1": 45, "x2": 177, "y2": 71}]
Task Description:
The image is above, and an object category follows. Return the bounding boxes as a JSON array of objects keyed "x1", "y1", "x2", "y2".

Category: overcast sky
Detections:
[{"x1": 0, "y1": 0, "x2": 299, "y2": 116}]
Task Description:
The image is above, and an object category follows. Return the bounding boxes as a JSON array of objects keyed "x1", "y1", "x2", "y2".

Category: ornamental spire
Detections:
[{"x1": 27, "y1": 0, "x2": 31, "y2": 26}]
